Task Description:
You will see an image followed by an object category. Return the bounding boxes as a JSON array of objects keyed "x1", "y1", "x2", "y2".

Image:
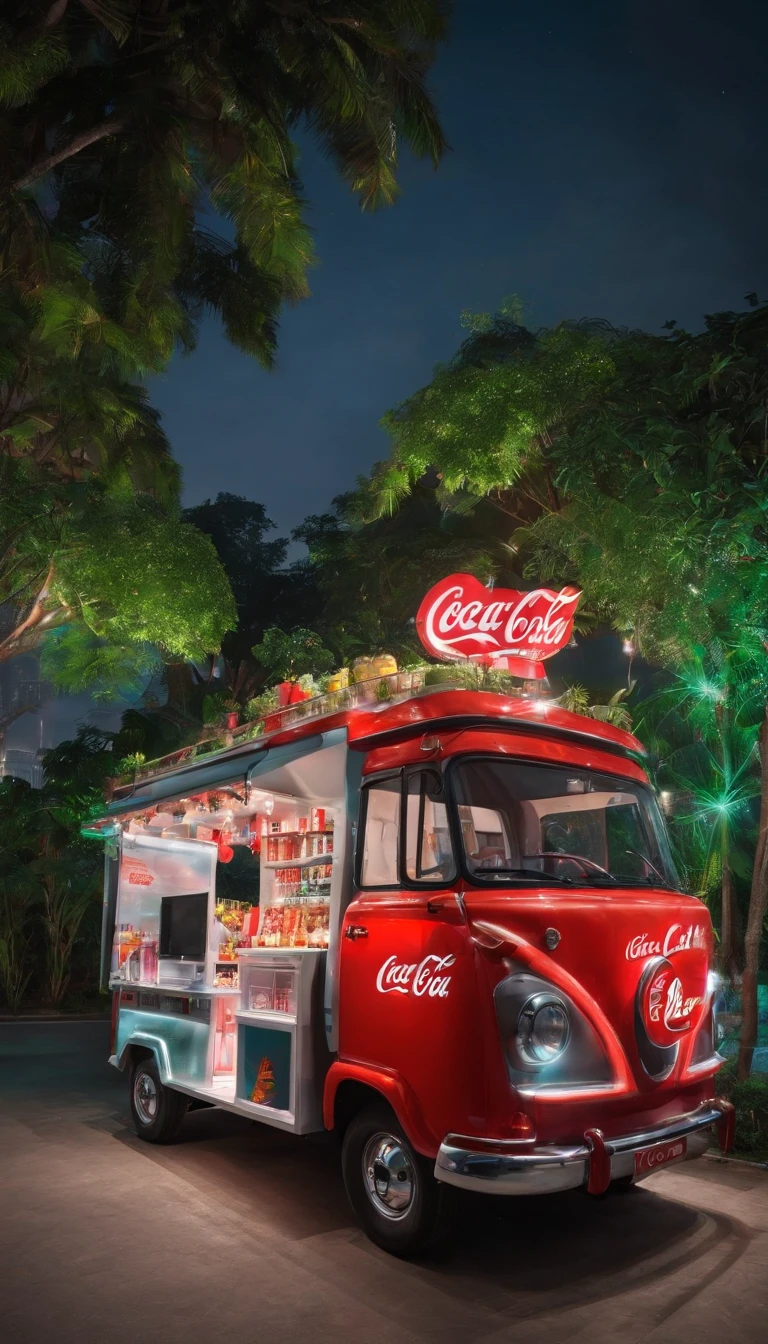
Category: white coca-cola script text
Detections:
[
  {"x1": 376, "y1": 954, "x2": 456, "y2": 998},
  {"x1": 625, "y1": 923, "x2": 706, "y2": 962},
  {"x1": 416, "y1": 573, "x2": 580, "y2": 663}
]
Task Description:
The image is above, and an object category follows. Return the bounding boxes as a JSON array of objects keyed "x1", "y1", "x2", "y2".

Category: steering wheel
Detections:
[{"x1": 524, "y1": 851, "x2": 615, "y2": 880}]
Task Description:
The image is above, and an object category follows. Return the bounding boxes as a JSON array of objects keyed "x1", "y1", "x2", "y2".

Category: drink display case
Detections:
[
  {"x1": 234, "y1": 948, "x2": 328, "y2": 1130},
  {"x1": 255, "y1": 807, "x2": 334, "y2": 950}
]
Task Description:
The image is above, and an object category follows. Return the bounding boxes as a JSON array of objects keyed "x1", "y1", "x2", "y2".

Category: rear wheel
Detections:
[
  {"x1": 341, "y1": 1104, "x2": 454, "y2": 1256},
  {"x1": 129, "y1": 1057, "x2": 187, "y2": 1143}
]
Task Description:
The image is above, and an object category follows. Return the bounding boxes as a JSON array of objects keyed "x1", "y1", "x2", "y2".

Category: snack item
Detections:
[
  {"x1": 258, "y1": 906, "x2": 283, "y2": 947},
  {"x1": 251, "y1": 1057, "x2": 276, "y2": 1106},
  {"x1": 250, "y1": 986, "x2": 272, "y2": 1011}
]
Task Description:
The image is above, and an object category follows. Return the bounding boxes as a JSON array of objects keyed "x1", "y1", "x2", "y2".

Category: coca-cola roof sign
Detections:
[{"x1": 416, "y1": 573, "x2": 580, "y2": 678}]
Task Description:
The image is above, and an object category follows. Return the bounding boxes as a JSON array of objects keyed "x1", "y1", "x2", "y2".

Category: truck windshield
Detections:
[{"x1": 452, "y1": 758, "x2": 679, "y2": 888}]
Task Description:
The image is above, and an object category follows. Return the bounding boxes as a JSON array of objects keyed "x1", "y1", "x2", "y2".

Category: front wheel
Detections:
[
  {"x1": 341, "y1": 1104, "x2": 454, "y2": 1256},
  {"x1": 129, "y1": 1057, "x2": 187, "y2": 1143}
]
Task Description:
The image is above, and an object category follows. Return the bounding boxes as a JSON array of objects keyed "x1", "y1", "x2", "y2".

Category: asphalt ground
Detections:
[{"x1": 1, "y1": 1021, "x2": 767, "y2": 1344}]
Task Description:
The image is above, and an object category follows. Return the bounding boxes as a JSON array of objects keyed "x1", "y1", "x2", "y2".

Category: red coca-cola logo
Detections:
[
  {"x1": 416, "y1": 573, "x2": 580, "y2": 668},
  {"x1": 637, "y1": 957, "x2": 704, "y2": 1048}
]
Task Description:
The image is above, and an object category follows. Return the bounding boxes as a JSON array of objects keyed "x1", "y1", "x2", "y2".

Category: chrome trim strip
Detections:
[
  {"x1": 435, "y1": 1104, "x2": 723, "y2": 1196},
  {"x1": 684, "y1": 1053, "x2": 726, "y2": 1076}
]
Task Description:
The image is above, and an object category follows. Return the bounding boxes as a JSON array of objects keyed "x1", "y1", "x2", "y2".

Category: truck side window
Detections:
[
  {"x1": 405, "y1": 771, "x2": 456, "y2": 883},
  {"x1": 360, "y1": 777, "x2": 400, "y2": 887}
]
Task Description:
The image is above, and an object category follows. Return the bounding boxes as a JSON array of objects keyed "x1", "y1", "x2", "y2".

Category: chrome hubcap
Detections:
[
  {"x1": 363, "y1": 1132, "x2": 415, "y2": 1220},
  {"x1": 133, "y1": 1071, "x2": 158, "y2": 1124}
]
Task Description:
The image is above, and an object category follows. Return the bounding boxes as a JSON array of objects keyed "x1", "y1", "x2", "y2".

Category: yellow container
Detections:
[
  {"x1": 372, "y1": 654, "x2": 398, "y2": 678},
  {"x1": 352, "y1": 657, "x2": 376, "y2": 683},
  {"x1": 326, "y1": 667, "x2": 349, "y2": 692}
]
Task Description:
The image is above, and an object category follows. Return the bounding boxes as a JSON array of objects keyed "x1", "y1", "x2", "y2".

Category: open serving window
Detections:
[{"x1": 107, "y1": 731, "x2": 350, "y2": 1132}]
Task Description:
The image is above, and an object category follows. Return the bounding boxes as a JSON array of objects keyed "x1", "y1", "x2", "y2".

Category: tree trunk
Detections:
[
  {"x1": 716, "y1": 693, "x2": 741, "y2": 981},
  {"x1": 12, "y1": 116, "x2": 128, "y2": 194},
  {"x1": 0, "y1": 564, "x2": 71, "y2": 663},
  {"x1": 720, "y1": 819, "x2": 739, "y2": 981},
  {"x1": 737, "y1": 706, "x2": 768, "y2": 1079}
]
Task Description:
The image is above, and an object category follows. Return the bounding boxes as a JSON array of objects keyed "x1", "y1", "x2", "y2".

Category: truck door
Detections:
[{"x1": 339, "y1": 768, "x2": 481, "y2": 1149}]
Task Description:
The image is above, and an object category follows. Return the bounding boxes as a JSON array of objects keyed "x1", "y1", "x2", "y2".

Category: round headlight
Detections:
[{"x1": 516, "y1": 995, "x2": 570, "y2": 1064}]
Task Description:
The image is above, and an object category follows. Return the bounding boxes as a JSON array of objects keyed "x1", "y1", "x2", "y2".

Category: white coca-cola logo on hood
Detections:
[
  {"x1": 625, "y1": 923, "x2": 707, "y2": 961},
  {"x1": 376, "y1": 954, "x2": 455, "y2": 999},
  {"x1": 638, "y1": 957, "x2": 704, "y2": 1048},
  {"x1": 415, "y1": 573, "x2": 580, "y2": 665}
]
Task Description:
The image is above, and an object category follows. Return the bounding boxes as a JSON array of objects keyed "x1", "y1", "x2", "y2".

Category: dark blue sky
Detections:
[{"x1": 152, "y1": 0, "x2": 768, "y2": 540}]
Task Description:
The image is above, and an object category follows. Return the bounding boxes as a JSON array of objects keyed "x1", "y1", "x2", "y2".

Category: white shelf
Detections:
[
  {"x1": 236, "y1": 947, "x2": 327, "y2": 958},
  {"x1": 110, "y1": 980, "x2": 239, "y2": 996},
  {"x1": 263, "y1": 854, "x2": 333, "y2": 869},
  {"x1": 236, "y1": 1008, "x2": 296, "y2": 1025}
]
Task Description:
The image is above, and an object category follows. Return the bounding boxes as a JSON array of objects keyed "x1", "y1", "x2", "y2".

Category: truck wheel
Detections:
[
  {"x1": 341, "y1": 1104, "x2": 454, "y2": 1257},
  {"x1": 129, "y1": 1058, "x2": 187, "y2": 1144}
]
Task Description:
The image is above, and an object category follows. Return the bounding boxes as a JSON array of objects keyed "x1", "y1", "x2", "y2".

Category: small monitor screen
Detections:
[{"x1": 159, "y1": 893, "x2": 208, "y2": 961}]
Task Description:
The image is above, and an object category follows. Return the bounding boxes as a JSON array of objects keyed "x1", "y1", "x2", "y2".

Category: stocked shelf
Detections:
[
  {"x1": 264, "y1": 855, "x2": 333, "y2": 870},
  {"x1": 268, "y1": 830, "x2": 332, "y2": 840}
]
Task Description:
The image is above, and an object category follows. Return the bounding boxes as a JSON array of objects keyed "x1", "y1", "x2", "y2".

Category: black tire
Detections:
[
  {"x1": 129, "y1": 1057, "x2": 188, "y2": 1144},
  {"x1": 341, "y1": 1104, "x2": 454, "y2": 1257}
]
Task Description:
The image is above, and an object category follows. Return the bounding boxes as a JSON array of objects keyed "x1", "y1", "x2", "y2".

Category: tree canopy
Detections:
[
  {"x1": 377, "y1": 297, "x2": 768, "y2": 1075},
  {"x1": 0, "y1": 462, "x2": 236, "y2": 694},
  {"x1": 2, "y1": 0, "x2": 449, "y2": 366}
]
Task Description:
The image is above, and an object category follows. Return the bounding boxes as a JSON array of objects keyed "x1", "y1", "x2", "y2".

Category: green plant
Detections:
[
  {"x1": 0, "y1": 880, "x2": 37, "y2": 1013},
  {"x1": 118, "y1": 752, "x2": 146, "y2": 775},
  {"x1": 559, "y1": 683, "x2": 634, "y2": 732},
  {"x1": 202, "y1": 691, "x2": 240, "y2": 725},
  {"x1": 246, "y1": 687, "x2": 279, "y2": 720},
  {"x1": 251, "y1": 627, "x2": 335, "y2": 682},
  {"x1": 34, "y1": 853, "x2": 100, "y2": 1006},
  {"x1": 297, "y1": 673, "x2": 320, "y2": 697},
  {"x1": 715, "y1": 1062, "x2": 768, "y2": 1157},
  {"x1": 424, "y1": 664, "x2": 458, "y2": 686}
]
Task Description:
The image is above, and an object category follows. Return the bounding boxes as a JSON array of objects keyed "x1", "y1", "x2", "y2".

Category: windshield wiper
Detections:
[
  {"x1": 624, "y1": 848, "x2": 670, "y2": 887},
  {"x1": 524, "y1": 852, "x2": 619, "y2": 885},
  {"x1": 471, "y1": 865, "x2": 575, "y2": 886}
]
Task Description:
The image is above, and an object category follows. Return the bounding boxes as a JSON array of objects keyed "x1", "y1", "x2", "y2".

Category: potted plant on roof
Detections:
[{"x1": 251, "y1": 628, "x2": 335, "y2": 724}]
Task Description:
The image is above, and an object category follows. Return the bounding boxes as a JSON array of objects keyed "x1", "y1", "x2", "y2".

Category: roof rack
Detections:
[{"x1": 106, "y1": 667, "x2": 541, "y2": 799}]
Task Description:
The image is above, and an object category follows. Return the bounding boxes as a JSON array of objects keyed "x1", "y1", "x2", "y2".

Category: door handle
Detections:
[
  {"x1": 344, "y1": 924, "x2": 368, "y2": 940},
  {"x1": 427, "y1": 892, "x2": 465, "y2": 916}
]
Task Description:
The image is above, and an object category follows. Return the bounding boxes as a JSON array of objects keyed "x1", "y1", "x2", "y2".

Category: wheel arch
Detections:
[
  {"x1": 116, "y1": 1032, "x2": 173, "y2": 1083},
  {"x1": 324, "y1": 1061, "x2": 439, "y2": 1158}
]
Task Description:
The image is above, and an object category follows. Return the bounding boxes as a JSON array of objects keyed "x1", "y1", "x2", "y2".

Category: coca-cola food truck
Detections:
[{"x1": 89, "y1": 576, "x2": 733, "y2": 1255}]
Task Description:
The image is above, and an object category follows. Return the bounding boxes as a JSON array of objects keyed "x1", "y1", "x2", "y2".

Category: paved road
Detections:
[{"x1": 1, "y1": 1022, "x2": 767, "y2": 1344}]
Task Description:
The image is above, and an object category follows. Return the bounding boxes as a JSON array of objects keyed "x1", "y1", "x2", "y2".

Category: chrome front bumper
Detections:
[{"x1": 434, "y1": 1102, "x2": 731, "y2": 1196}]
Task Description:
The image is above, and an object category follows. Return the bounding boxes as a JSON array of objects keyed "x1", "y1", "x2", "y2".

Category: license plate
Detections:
[{"x1": 634, "y1": 1136, "x2": 687, "y2": 1176}]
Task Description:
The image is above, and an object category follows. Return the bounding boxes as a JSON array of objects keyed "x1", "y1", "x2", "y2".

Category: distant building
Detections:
[{"x1": 0, "y1": 650, "x2": 132, "y2": 789}]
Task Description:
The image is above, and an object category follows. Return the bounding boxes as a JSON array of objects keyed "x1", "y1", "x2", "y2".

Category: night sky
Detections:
[{"x1": 152, "y1": 0, "x2": 768, "y2": 542}]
